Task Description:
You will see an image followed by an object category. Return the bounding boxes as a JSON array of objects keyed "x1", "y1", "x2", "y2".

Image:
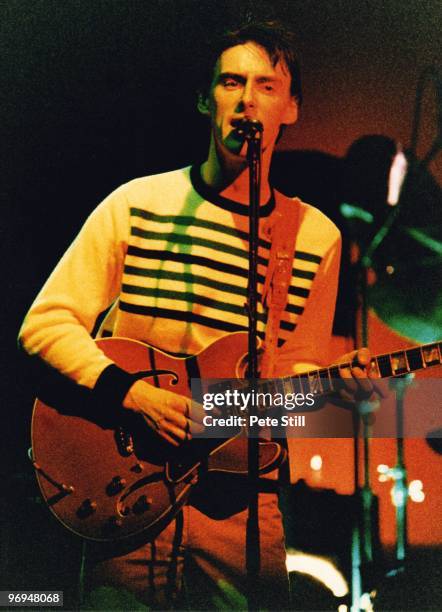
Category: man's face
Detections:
[{"x1": 199, "y1": 42, "x2": 298, "y2": 156}]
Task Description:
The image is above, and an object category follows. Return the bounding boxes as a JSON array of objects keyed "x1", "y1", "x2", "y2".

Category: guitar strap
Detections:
[
  {"x1": 260, "y1": 193, "x2": 301, "y2": 378},
  {"x1": 261, "y1": 193, "x2": 301, "y2": 485}
]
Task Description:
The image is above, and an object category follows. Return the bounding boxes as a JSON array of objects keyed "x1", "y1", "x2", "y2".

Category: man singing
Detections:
[{"x1": 20, "y1": 21, "x2": 374, "y2": 610}]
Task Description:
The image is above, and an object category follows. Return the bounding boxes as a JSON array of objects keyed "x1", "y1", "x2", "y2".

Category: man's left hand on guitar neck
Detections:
[{"x1": 334, "y1": 347, "x2": 383, "y2": 408}]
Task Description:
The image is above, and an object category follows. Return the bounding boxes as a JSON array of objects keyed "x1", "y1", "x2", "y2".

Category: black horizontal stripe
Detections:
[
  {"x1": 130, "y1": 207, "x2": 322, "y2": 264},
  {"x1": 131, "y1": 227, "x2": 250, "y2": 261},
  {"x1": 292, "y1": 268, "x2": 315, "y2": 280},
  {"x1": 122, "y1": 284, "x2": 249, "y2": 317},
  {"x1": 130, "y1": 208, "x2": 271, "y2": 249},
  {"x1": 285, "y1": 303, "x2": 304, "y2": 315},
  {"x1": 125, "y1": 263, "x2": 311, "y2": 301},
  {"x1": 288, "y1": 285, "x2": 310, "y2": 298},
  {"x1": 280, "y1": 319, "x2": 296, "y2": 331},
  {"x1": 127, "y1": 246, "x2": 248, "y2": 278},
  {"x1": 296, "y1": 251, "x2": 322, "y2": 264},
  {"x1": 127, "y1": 246, "x2": 316, "y2": 281},
  {"x1": 123, "y1": 265, "x2": 247, "y2": 297}
]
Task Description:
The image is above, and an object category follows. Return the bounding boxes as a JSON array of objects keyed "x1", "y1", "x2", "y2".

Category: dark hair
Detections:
[{"x1": 198, "y1": 21, "x2": 302, "y2": 104}]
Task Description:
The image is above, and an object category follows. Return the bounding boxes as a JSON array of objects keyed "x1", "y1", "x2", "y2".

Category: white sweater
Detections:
[{"x1": 19, "y1": 165, "x2": 341, "y2": 391}]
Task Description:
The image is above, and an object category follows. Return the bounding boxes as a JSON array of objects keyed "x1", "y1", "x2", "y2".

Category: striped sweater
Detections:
[{"x1": 19, "y1": 165, "x2": 341, "y2": 390}]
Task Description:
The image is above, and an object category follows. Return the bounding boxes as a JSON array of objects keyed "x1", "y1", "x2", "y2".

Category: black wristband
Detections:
[{"x1": 93, "y1": 364, "x2": 138, "y2": 417}]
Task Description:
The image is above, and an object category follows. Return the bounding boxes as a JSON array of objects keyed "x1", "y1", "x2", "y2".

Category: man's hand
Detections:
[
  {"x1": 335, "y1": 348, "x2": 382, "y2": 406},
  {"x1": 123, "y1": 380, "x2": 205, "y2": 446}
]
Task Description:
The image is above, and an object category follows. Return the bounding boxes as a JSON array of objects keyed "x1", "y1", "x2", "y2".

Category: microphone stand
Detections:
[
  {"x1": 241, "y1": 119, "x2": 263, "y2": 611},
  {"x1": 354, "y1": 177, "x2": 414, "y2": 595},
  {"x1": 360, "y1": 207, "x2": 410, "y2": 573}
]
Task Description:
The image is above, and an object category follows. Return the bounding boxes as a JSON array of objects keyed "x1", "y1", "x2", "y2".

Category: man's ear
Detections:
[
  {"x1": 282, "y1": 97, "x2": 298, "y2": 125},
  {"x1": 197, "y1": 92, "x2": 211, "y2": 116}
]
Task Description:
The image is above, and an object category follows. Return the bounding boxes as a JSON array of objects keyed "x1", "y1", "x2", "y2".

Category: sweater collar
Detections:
[{"x1": 190, "y1": 164, "x2": 275, "y2": 217}]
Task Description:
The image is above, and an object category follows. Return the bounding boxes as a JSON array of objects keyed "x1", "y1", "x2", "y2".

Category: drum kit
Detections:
[
  {"x1": 343, "y1": 119, "x2": 441, "y2": 607},
  {"x1": 274, "y1": 67, "x2": 441, "y2": 610}
]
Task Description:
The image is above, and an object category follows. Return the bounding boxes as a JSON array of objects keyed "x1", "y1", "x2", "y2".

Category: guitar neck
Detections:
[
  {"x1": 206, "y1": 340, "x2": 441, "y2": 412},
  {"x1": 272, "y1": 341, "x2": 442, "y2": 399}
]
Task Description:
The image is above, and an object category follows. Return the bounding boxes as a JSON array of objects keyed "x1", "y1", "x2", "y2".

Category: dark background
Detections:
[{"x1": 1, "y1": 3, "x2": 441, "y2": 599}]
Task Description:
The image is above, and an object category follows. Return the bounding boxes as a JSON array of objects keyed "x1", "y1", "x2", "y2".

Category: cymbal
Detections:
[
  {"x1": 368, "y1": 224, "x2": 442, "y2": 343},
  {"x1": 343, "y1": 137, "x2": 441, "y2": 343}
]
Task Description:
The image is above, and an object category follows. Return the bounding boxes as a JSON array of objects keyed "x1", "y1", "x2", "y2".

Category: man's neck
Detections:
[{"x1": 200, "y1": 137, "x2": 273, "y2": 204}]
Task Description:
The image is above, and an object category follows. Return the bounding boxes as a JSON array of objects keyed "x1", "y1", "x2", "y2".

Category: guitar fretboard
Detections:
[
  {"x1": 270, "y1": 341, "x2": 442, "y2": 399},
  {"x1": 206, "y1": 341, "x2": 442, "y2": 412}
]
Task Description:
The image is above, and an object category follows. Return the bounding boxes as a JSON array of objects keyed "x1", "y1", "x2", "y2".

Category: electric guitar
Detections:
[{"x1": 31, "y1": 333, "x2": 441, "y2": 543}]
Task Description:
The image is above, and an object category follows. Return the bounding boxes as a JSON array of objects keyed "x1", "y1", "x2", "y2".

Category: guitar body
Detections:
[{"x1": 32, "y1": 333, "x2": 286, "y2": 542}]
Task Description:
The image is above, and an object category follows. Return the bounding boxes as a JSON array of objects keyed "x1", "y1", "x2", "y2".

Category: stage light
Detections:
[
  {"x1": 408, "y1": 479, "x2": 425, "y2": 503},
  {"x1": 310, "y1": 454, "x2": 323, "y2": 471},
  {"x1": 377, "y1": 464, "x2": 389, "y2": 481},
  {"x1": 285, "y1": 551, "x2": 349, "y2": 597},
  {"x1": 387, "y1": 148, "x2": 408, "y2": 206},
  {"x1": 360, "y1": 591, "x2": 375, "y2": 611}
]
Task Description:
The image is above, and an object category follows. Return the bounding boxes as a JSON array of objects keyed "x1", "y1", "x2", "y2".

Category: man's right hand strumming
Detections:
[{"x1": 123, "y1": 380, "x2": 205, "y2": 446}]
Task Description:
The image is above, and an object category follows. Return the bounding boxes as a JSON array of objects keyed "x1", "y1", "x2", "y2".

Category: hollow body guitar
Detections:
[
  {"x1": 31, "y1": 333, "x2": 286, "y2": 543},
  {"x1": 32, "y1": 333, "x2": 442, "y2": 543}
]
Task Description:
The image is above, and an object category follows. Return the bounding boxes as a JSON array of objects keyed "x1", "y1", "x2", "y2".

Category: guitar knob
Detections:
[
  {"x1": 107, "y1": 516, "x2": 123, "y2": 529},
  {"x1": 77, "y1": 499, "x2": 97, "y2": 518},
  {"x1": 131, "y1": 462, "x2": 144, "y2": 473},
  {"x1": 106, "y1": 476, "x2": 127, "y2": 496},
  {"x1": 133, "y1": 494, "x2": 153, "y2": 514}
]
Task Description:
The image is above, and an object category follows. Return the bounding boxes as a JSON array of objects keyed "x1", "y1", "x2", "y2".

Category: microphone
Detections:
[{"x1": 231, "y1": 118, "x2": 263, "y2": 138}]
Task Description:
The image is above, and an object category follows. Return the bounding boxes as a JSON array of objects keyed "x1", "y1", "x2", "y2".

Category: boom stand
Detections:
[
  {"x1": 351, "y1": 259, "x2": 378, "y2": 611},
  {"x1": 389, "y1": 375, "x2": 411, "y2": 568},
  {"x1": 351, "y1": 218, "x2": 412, "y2": 610},
  {"x1": 361, "y1": 217, "x2": 412, "y2": 570}
]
